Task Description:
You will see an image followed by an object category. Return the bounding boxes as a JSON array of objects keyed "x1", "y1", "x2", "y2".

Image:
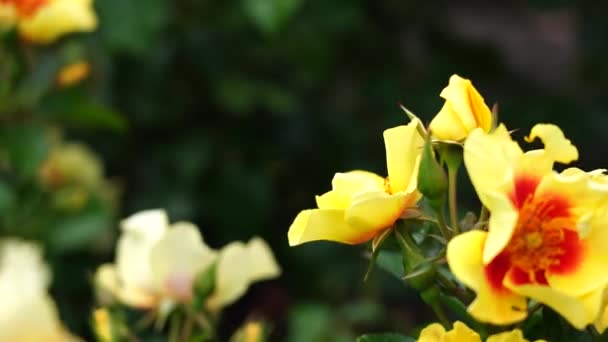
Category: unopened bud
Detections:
[{"x1": 417, "y1": 134, "x2": 447, "y2": 208}]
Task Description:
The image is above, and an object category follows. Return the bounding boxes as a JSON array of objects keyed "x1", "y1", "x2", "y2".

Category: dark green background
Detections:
[{"x1": 2, "y1": 1, "x2": 608, "y2": 340}]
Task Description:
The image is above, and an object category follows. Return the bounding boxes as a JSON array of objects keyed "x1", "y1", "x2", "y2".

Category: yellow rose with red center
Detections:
[
  {"x1": 447, "y1": 123, "x2": 608, "y2": 328},
  {"x1": 0, "y1": 0, "x2": 96, "y2": 43}
]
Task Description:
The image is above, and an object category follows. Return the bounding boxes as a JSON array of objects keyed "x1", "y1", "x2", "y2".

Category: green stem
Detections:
[
  {"x1": 180, "y1": 314, "x2": 193, "y2": 342},
  {"x1": 434, "y1": 205, "x2": 451, "y2": 240},
  {"x1": 394, "y1": 228, "x2": 420, "y2": 256},
  {"x1": 169, "y1": 313, "x2": 181, "y2": 342},
  {"x1": 447, "y1": 164, "x2": 460, "y2": 235},
  {"x1": 431, "y1": 302, "x2": 450, "y2": 328},
  {"x1": 421, "y1": 287, "x2": 450, "y2": 328},
  {"x1": 436, "y1": 270, "x2": 470, "y2": 302}
]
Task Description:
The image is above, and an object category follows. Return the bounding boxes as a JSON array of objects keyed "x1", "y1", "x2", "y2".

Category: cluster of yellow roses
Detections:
[
  {"x1": 0, "y1": 210, "x2": 280, "y2": 341},
  {"x1": 0, "y1": 0, "x2": 96, "y2": 43},
  {"x1": 288, "y1": 74, "x2": 608, "y2": 339}
]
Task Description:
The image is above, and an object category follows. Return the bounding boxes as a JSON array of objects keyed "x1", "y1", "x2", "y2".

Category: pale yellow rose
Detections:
[
  {"x1": 0, "y1": 239, "x2": 79, "y2": 341},
  {"x1": 96, "y1": 209, "x2": 281, "y2": 314}
]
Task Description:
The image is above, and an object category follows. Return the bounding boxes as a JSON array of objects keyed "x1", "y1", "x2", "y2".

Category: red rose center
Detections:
[{"x1": 505, "y1": 195, "x2": 574, "y2": 283}]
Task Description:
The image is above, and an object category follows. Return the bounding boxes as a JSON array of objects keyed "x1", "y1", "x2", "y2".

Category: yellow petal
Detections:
[
  {"x1": 19, "y1": 0, "x2": 97, "y2": 44},
  {"x1": 486, "y1": 329, "x2": 539, "y2": 342},
  {"x1": 445, "y1": 321, "x2": 481, "y2": 342},
  {"x1": 383, "y1": 118, "x2": 424, "y2": 193},
  {"x1": 429, "y1": 102, "x2": 470, "y2": 141},
  {"x1": 536, "y1": 169, "x2": 608, "y2": 232},
  {"x1": 0, "y1": 2, "x2": 17, "y2": 29},
  {"x1": 594, "y1": 289, "x2": 608, "y2": 333},
  {"x1": 418, "y1": 321, "x2": 482, "y2": 342},
  {"x1": 94, "y1": 264, "x2": 157, "y2": 308},
  {"x1": 430, "y1": 74, "x2": 492, "y2": 141},
  {"x1": 0, "y1": 295, "x2": 78, "y2": 341},
  {"x1": 149, "y1": 222, "x2": 217, "y2": 301},
  {"x1": 482, "y1": 191, "x2": 519, "y2": 264},
  {"x1": 288, "y1": 209, "x2": 373, "y2": 245},
  {"x1": 116, "y1": 210, "x2": 168, "y2": 294},
  {"x1": 92, "y1": 308, "x2": 111, "y2": 342},
  {"x1": 345, "y1": 190, "x2": 412, "y2": 233},
  {"x1": 546, "y1": 213, "x2": 608, "y2": 296},
  {"x1": 505, "y1": 274, "x2": 604, "y2": 329},
  {"x1": 443, "y1": 75, "x2": 492, "y2": 131},
  {"x1": 525, "y1": 124, "x2": 578, "y2": 164},
  {"x1": 316, "y1": 171, "x2": 384, "y2": 210},
  {"x1": 464, "y1": 125, "x2": 522, "y2": 207},
  {"x1": 418, "y1": 323, "x2": 446, "y2": 342},
  {"x1": 517, "y1": 150, "x2": 554, "y2": 181},
  {"x1": 207, "y1": 237, "x2": 280, "y2": 310},
  {"x1": 0, "y1": 240, "x2": 79, "y2": 341},
  {"x1": 447, "y1": 231, "x2": 527, "y2": 325}
]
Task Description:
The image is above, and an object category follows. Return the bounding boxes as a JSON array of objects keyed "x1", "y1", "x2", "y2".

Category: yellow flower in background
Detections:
[
  {"x1": 419, "y1": 321, "x2": 480, "y2": 342},
  {"x1": 57, "y1": 61, "x2": 90, "y2": 87},
  {"x1": 92, "y1": 308, "x2": 111, "y2": 342},
  {"x1": 207, "y1": 237, "x2": 281, "y2": 311},
  {"x1": 0, "y1": 1, "x2": 16, "y2": 29},
  {"x1": 447, "y1": 123, "x2": 608, "y2": 328},
  {"x1": 429, "y1": 74, "x2": 493, "y2": 142},
  {"x1": 0, "y1": 239, "x2": 79, "y2": 341},
  {"x1": 229, "y1": 321, "x2": 266, "y2": 342},
  {"x1": 0, "y1": 0, "x2": 96, "y2": 44},
  {"x1": 95, "y1": 209, "x2": 280, "y2": 313},
  {"x1": 40, "y1": 142, "x2": 103, "y2": 190},
  {"x1": 288, "y1": 118, "x2": 424, "y2": 245},
  {"x1": 418, "y1": 321, "x2": 545, "y2": 342}
]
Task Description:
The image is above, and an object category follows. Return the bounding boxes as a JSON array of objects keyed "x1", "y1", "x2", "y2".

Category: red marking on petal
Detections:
[
  {"x1": 508, "y1": 267, "x2": 532, "y2": 286},
  {"x1": 510, "y1": 175, "x2": 540, "y2": 209},
  {"x1": 484, "y1": 253, "x2": 511, "y2": 293},
  {"x1": 536, "y1": 192, "x2": 572, "y2": 219},
  {"x1": 535, "y1": 270, "x2": 548, "y2": 285},
  {"x1": 550, "y1": 228, "x2": 584, "y2": 275}
]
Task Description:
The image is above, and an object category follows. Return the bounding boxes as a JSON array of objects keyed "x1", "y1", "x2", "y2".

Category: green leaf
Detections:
[
  {"x1": 287, "y1": 303, "x2": 333, "y2": 342},
  {"x1": 0, "y1": 180, "x2": 14, "y2": 214},
  {"x1": 375, "y1": 250, "x2": 404, "y2": 279},
  {"x1": 356, "y1": 333, "x2": 415, "y2": 342},
  {"x1": 539, "y1": 307, "x2": 592, "y2": 342},
  {"x1": 0, "y1": 123, "x2": 49, "y2": 180},
  {"x1": 96, "y1": 0, "x2": 168, "y2": 55},
  {"x1": 14, "y1": 53, "x2": 63, "y2": 108},
  {"x1": 45, "y1": 95, "x2": 127, "y2": 132},
  {"x1": 242, "y1": 0, "x2": 302, "y2": 36},
  {"x1": 48, "y1": 198, "x2": 112, "y2": 252}
]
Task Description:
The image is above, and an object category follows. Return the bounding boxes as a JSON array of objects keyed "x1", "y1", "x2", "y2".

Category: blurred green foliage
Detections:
[{"x1": 1, "y1": 0, "x2": 607, "y2": 340}]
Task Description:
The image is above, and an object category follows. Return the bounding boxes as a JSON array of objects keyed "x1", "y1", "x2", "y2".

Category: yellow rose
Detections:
[
  {"x1": 288, "y1": 118, "x2": 423, "y2": 245},
  {"x1": 447, "y1": 123, "x2": 608, "y2": 328},
  {"x1": 2, "y1": 0, "x2": 97, "y2": 44},
  {"x1": 429, "y1": 74, "x2": 493, "y2": 142},
  {"x1": 418, "y1": 321, "x2": 545, "y2": 342}
]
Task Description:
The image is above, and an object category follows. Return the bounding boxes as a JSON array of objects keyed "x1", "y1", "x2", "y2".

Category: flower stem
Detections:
[
  {"x1": 434, "y1": 205, "x2": 451, "y2": 240},
  {"x1": 169, "y1": 313, "x2": 181, "y2": 342},
  {"x1": 394, "y1": 227, "x2": 420, "y2": 256},
  {"x1": 421, "y1": 287, "x2": 450, "y2": 328},
  {"x1": 447, "y1": 164, "x2": 460, "y2": 235}
]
